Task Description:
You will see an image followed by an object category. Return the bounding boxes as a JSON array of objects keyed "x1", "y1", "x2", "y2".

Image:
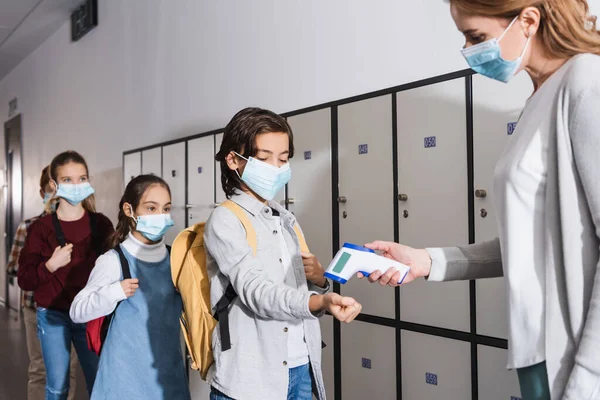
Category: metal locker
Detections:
[
  {"x1": 161, "y1": 143, "x2": 186, "y2": 245},
  {"x1": 397, "y1": 78, "x2": 470, "y2": 332},
  {"x1": 214, "y1": 133, "x2": 227, "y2": 205},
  {"x1": 473, "y1": 73, "x2": 532, "y2": 339},
  {"x1": 341, "y1": 321, "x2": 396, "y2": 400},
  {"x1": 320, "y1": 314, "x2": 335, "y2": 399},
  {"x1": 142, "y1": 147, "x2": 162, "y2": 177},
  {"x1": 338, "y1": 95, "x2": 395, "y2": 319},
  {"x1": 477, "y1": 345, "x2": 521, "y2": 400},
  {"x1": 187, "y1": 136, "x2": 216, "y2": 226},
  {"x1": 286, "y1": 109, "x2": 333, "y2": 267},
  {"x1": 123, "y1": 152, "x2": 141, "y2": 185},
  {"x1": 401, "y1": 330, "x2": 471, "y2": 400}
]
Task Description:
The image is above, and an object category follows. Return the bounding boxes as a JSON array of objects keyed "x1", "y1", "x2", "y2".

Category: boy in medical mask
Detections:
[{"x1": 205, "y1": 107, "x2": 362, "y2": 400}]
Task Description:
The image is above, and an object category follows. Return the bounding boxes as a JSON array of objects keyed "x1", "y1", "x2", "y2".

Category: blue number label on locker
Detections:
[
  {"x1": 361, "y1": 358, "x2": 372, "y2": 369},
  {"x1": 425, "y1": 372, "x2": 438, "y2": 385},
  {"x1": 304, "y1": 151, "x2": 312, "y2": 160},
  {"x1": 197, "y1": 167, "x2": 203, "y2": 174},
  {"x1": 507, "y1": 122, "x2": 517, "y2": 135},
  {"x1": 358, "y1": 144, "x2": 368, "y2": 155},
  {"x1": 424, "y1": 136, "x2": 437, "y2": 148}
]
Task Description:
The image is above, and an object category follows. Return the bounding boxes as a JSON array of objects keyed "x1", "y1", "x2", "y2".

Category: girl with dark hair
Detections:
[
  {"x1": 70, "y1": 174, "x2": 190, "y2": 400},
  {"x1": 18, "y1": 151, "x2": 114, "y2": 400}
]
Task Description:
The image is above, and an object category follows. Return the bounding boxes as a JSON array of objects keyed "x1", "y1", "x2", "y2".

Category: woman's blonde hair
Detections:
[
  {"x1": 46, "y1": 150, "x2": 96, "y2": 214},
  {"x1": 450, "y1": 0, "x2": 600, "y2": 57}
]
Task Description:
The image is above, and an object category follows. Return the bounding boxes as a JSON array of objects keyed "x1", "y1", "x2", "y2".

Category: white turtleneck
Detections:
[{"x1": 70, "y1": 233, "x2": 168, "y2": 323}]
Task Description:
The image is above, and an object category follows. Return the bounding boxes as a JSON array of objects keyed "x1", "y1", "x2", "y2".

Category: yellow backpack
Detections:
[{"x1": 170, "y1": 200, "x2": 309, "y2": 379}]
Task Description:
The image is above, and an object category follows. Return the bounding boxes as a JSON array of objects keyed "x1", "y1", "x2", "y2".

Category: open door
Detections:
[{"x1": 4, "y1": 115, "x2": 23, "y2": 311}]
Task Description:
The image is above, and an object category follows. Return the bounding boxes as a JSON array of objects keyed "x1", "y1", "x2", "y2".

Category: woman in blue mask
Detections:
[
  {"x1": 205, "y1": 107, "x2": 362, "y2": 400},
  {"x1": 70, "y1": 174, "x2": 190, "y2": 400},
  {"x1": 360, "y1": 1, "x2": 600, "y2": 399},
  {"x1": 18, "y1": 151, "x2": 115, "y2": 400}
]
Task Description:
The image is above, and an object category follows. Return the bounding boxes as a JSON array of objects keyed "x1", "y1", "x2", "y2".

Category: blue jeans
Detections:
[
  {"x1": 210, "y1": 363, "x2": 313, "y2": 400},
  {"x1": 37, "y1": 307, "x2": 99, "y2": 400}
]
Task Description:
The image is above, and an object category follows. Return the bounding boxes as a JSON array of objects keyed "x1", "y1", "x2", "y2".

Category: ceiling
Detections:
[{"x1": 0, "y1": 0, "x2": 83, "y2": 82}]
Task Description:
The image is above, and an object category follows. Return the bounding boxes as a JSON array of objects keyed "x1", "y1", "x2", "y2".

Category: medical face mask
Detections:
[
  {"x1": 43, "y1": 192, "x2": 53, "y2": 205},
  {"x1": 55, "y1": 182, "x2": 95, "y2": 206},
  {"x1": 461, "y1": 16, "x2": 530, "y2": 83},
  {"x1": 234, "y1": 152, "x2": 291, "y2": 201},
  {"x1": 130, "y1": 211, "x2": 175, "y2": 242}
]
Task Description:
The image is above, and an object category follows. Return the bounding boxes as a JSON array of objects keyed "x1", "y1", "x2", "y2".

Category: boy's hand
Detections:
[{"x1": 302, "y1": 252, "x2": 327, "y2": 288}]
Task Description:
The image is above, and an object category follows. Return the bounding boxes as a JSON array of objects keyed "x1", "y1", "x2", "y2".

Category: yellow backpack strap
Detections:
[
  {"x1": 220, "y1": 200, "x2": 257, "y2": 256},
  {"x1": 293, "y1": 223, "x2": 310, "y2": 253}
]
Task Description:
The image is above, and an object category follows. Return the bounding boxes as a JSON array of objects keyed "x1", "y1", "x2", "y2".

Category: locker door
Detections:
[
  {"x1": 214, "y1": 133, "x2": 227, "y2": 205},
  {"x1": 162, "y1": 143, "x2": 186, "y2": 245},
  {"x1": 142, "y1": 147, "x2": 162, "y2": 177},
  {"x1": 473, "y1": 73, "x2": 532, "y2": 339},
  {"x1": 320, "y1": 315, "x2": 335, "y2": 399},
  {"x1": 187, "y1": 136, "x2": 216, "y2": 226},
  {"x1": 286, "y1": 109, "x2": 332, "y2": 265},
  {"x1": 341, "y1": 321, "x2": 396, "y2": 400},
  {"x1": 338, "y1": 95, "x2": 395, "y2": 318},
  {"x1": 478, "y1": 345, "x2": 521, "y2": 400},
  {"x1": 401, "y1": 331, "x2": 471, "y2": 400},
  {"x1": 214, "y1": 132, "x2": 286, "y2": 206},
  {"x1": 397, "y1": 78, "x2": 470, "y2": 332},
  {"x1": 123, "y1": 152, "x2": 141, "y2": 184}
]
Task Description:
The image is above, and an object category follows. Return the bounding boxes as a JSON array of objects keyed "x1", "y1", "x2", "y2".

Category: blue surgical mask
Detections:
[
  {"x1": 235, "y1": 152, "x2": 291, "y2": 201},
  {"x1": 131, "y1": 212, "x2": 174, "y2": 242},
  {"x1": 55, "y1": 183, "x2": 95, "y2": 205},
  {"x1": 43, "y1": 192, "x2": 53, "y2": 205},
  {"x1": 461, "y1": 16, "x2": 530, "y2": 83}
]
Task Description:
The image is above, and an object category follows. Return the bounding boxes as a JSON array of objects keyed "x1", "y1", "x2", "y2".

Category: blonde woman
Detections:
[{"x1": 362, "y1": 1, "x2": 600, "y2": 399}]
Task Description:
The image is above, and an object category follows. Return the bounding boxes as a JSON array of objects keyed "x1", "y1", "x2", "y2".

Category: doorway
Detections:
[{"x1": 4, "y1": 114, "x2": 23, "y2": 311}]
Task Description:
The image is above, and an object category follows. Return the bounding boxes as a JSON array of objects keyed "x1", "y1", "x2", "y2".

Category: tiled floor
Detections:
[{"x1": 0, "y1": 306, "x2": 88, "y2": 400}]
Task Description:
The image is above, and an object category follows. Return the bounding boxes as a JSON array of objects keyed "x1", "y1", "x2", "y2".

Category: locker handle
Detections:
[
  {"x1": 337, "y1": 196, "x2": 347, "y2": 204},
  {"x1": 475, "y1": 189, "x2": 487, "y2": 198},
  {"x1": 185, "y1": 204, "x2": 196, "y2": 209},
  {"x1": 286, "y1": 198, "x2": 295, "y2": 205},
  {"x1": 213, "y1": 203, "x2": 220, "y2": 208},
  {"x1": 398, "y1": 194, "x2": 408, "y2": 202}
]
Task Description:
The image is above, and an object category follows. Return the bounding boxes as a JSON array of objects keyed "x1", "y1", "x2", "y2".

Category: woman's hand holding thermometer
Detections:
[
  {"x1": 324, "y1": 243, "x2": 412, "y2": 285},
  {"x1": 358, "y1": 241, "x2": 433, "y2": 287}
]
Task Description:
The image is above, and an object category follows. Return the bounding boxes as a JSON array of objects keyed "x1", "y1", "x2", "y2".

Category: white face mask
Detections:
[{"x1": 234, "y1": 152, "x2": 292, "y2": 200}]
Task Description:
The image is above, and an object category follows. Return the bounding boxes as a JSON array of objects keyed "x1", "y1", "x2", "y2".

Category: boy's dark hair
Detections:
[
  {"x1": 216, "y1": 107, "x2": 294, "y2": 198},
  {"x1": 110, "y1": 174, "x2": 171, "y2": 248}
]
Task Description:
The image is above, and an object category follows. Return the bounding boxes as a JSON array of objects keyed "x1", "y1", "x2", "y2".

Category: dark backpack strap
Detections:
[
  {"x1": 52, "y1": 213, "x2": 67, "y2": 247},
  {"x1": 88, "y1": 212, "x2": 103, "y2": 255},
  {"x1": 214, "y1": 283, "x2": 237, "y2": 351},
  {"x1": 113, "y1": 245, "x2": 131, "y2": 280}
]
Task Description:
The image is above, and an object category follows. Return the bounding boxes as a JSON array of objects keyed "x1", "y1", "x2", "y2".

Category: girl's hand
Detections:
[
  {"x1": 357, "y1": 241, "x2": 432, "y2": 287},
  {"x1": 120, "y1": 279, "x2": 139, "y2": 298},
  {"x1": 45, "y1": 244, "x2": 74, "y2": 272},
  {"x1": 302, "y1": 252, "x2": 327, "y2": 288}
]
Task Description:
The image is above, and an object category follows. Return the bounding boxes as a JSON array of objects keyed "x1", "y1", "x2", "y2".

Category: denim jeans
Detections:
[
  {"x1": 210, "y1": 363, "x2": 313, "y2": 400},
  {"x1": 37, "y1": 307, "x2": 99, "y2": 400}
]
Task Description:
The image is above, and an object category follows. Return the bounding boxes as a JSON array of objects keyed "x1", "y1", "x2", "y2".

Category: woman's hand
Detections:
[
  {"x1": 45, "y1": 244, "x2": 74, "y2": 272},
  {"x1": 357, "y1": 241, "x2": 432, "y2": 287}
]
